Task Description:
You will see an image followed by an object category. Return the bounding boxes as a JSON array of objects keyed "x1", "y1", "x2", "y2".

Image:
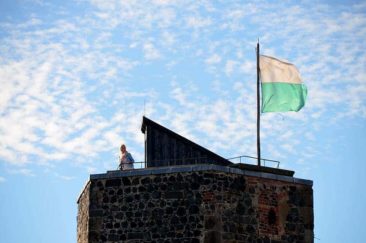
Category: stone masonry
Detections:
[{"x1": 77, "y1": 165, "x2": 313, "y2": 243}]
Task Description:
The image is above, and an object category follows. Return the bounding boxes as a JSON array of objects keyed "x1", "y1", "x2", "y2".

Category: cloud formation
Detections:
[{"x1": 0, "y1": 0, "x2": 365, "y2": 176}]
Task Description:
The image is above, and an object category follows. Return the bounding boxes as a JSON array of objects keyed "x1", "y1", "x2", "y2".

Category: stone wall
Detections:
[
  {"x1": 77, "y1": 165, "x2": 313, "y2": 243},
  {"x1": 77, "y1": 182, "x2": 90, "y2": 243}
]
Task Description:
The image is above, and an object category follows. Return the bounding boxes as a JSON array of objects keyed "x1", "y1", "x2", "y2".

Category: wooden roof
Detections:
[{"x1": 141, "y1": 116, "x2": 232, "y2": 167}]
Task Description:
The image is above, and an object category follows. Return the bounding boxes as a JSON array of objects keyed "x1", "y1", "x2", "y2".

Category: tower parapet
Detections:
[
  {"x1": 77, "y1": 117, "x2": 313, "y2": 243},
  {"x1": 77, "y1": 164, "x2": 313, "y2": 243}
]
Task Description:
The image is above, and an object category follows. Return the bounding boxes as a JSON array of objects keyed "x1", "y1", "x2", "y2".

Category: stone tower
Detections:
[{"x1": 77, "y1": 117, "x2": 313, "y2": 243}]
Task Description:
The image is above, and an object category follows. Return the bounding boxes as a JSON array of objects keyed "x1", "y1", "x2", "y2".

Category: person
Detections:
[{"x1": 119, "y1": 144, "x2": 134, "y2": 170}]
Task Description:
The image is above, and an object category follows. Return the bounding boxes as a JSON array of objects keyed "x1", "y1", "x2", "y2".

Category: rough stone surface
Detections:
[
  {"x1": 77, "y1": 169, "x2": 313, "y2": 243},
  {"x1": 77, "y1": 182, "x2": 90, "y2": 243}
]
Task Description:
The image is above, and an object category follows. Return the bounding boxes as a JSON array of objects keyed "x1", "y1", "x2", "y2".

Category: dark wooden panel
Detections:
[{"x1": 141, "y1": 116, "x2": 232, "y2": 168}]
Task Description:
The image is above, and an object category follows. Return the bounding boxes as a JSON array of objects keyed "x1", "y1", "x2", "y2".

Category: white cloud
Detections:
[
  {"x1": 205, "y1": 54, "x2": 221, "y2": 65},
  {"x1": 86, "y1": 166, "x2": 97, "y2": 174},
  {"x1": 161, "y1": 31, "x2": 176, "y2": 47},
  {"x1": 0, "y1": 15, "x2": 148, "y2": 169},
  {"x1": 186, "y1": 16, "x2": 212, "y2": 28},
  {"x1": 0, "y1": 0, "x2": 365, "y2": 176},
  {"x1": 239, "y1": 61, "x2": 255, "y2": 74},
  {"x1": 55, "y1": 173, "x2": 75, "y2": 181},
  {"x1": 143, "y1": 43, "x2": 161, "y2": 60},
  {"x1": 224, "y1": 60, "x2": 238, "y2": 76},
  {"x1": 152, "y1": 0, "x2": 176, "y2": 5},
  {"x1": 8, "y1": 168, "x2": 35, "y2": 177},
  {"x1": 0, "y1": 176, "x2": 5, "y2": 183}
]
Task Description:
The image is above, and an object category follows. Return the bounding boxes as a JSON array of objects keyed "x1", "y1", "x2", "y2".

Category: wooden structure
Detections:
[{"x1": 141, "y1": 116, "x2": 232, "y2": 168}]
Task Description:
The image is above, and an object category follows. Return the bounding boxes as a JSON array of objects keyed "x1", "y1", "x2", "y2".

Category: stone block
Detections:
[
  {"x1": 89, "y1": 209, "x2": 103, "y2": 217},
  {"x1": 165, "y1": 191, "x2": 183, "y2": 199},
  {"x1": 293, "y1": 177, "x2": 313, "y2": 186},
  {"x1": 204, "y1": 231, "x2": 221, "y2": 243},
  {"x1": 78, "y1": 167, "x2": 313, "y2": 243},
  {"x1": 105, "y1": 179, "x2": 121, "y2": 187}
]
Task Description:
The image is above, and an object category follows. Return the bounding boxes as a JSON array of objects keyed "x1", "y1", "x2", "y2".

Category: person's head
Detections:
[{"x1": 120, "y1": 144, "x2": 126, "y2": 153}]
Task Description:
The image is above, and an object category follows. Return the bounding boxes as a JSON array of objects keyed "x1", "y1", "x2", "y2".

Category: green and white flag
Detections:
[{"x1": 260, "y1": 55, "x2": 307, "y2": 113}]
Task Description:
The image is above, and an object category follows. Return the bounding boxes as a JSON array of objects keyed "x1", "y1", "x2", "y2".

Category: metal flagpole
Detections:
[{"x1": 256, "y1": 40, "x2": 261, "y2": 166}]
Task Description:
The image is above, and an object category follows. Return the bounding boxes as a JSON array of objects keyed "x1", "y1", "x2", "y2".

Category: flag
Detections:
[{"x1": 260, "y1": 55, "x2": 307, "y2": 113}]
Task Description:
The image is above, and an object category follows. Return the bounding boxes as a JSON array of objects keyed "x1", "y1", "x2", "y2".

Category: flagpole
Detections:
[{"x1": 256, "y1": 41, "x2": 261, "y2": 167}]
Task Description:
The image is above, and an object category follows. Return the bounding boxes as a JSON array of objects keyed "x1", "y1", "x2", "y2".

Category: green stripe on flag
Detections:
[{"x1": 261, "y1": 82, "x2": 307, "y2": 113}]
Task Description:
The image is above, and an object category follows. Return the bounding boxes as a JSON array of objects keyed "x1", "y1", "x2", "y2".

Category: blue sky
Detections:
[{"x1": 0, "y1": 0, "x2": 365, "y2": 242}]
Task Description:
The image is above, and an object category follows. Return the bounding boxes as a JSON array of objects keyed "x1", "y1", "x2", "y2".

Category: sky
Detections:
[{"x1": 0, "y1": 0, "x2": 365, "y2": 242}]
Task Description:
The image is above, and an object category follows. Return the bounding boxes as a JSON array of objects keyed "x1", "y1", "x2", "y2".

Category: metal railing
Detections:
[
  {"x1": 117, "y1": 161, "x2": 145, "y2": 170},
  {"x1": 117, "y1": 155, "x2": 280, "y2": 170},
  {"x1": 117, "y1": 157, "x2": 209, "y2": 170},
  {"x1": 226, "y1": 155, "x2": 280, "y2": 168},
  {"x1": 147, "y1": 156, "x2": 211, "y2": 166}
]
